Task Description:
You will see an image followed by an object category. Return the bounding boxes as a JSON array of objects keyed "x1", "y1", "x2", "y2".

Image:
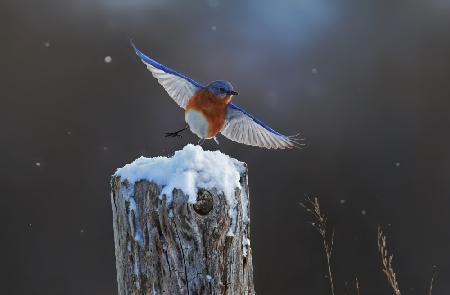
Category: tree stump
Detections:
[{"x1": 110, "y1": 163, "x2": 254, "y2": 295}]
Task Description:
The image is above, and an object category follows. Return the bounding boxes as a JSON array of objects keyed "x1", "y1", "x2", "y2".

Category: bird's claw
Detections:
[{"x1": 165, "y1": 131, "x2": 182, "y2": 138}]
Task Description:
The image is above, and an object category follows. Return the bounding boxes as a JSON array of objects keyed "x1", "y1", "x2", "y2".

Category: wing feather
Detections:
[
  {"x1": 221, "y1": 103, "x2": 302, "y2": 149},
  {"x1": 131, "y1": 41, "x2": 203, "y2": 109}
]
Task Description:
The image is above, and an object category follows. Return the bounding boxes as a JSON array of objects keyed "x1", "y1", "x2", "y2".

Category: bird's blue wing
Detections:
[
  {"x1": 131, "y1": 41, "x2": 204, "y2": 109},
  {"x1": 221, "y1": 103, "x2": 302, "y2": 149}
]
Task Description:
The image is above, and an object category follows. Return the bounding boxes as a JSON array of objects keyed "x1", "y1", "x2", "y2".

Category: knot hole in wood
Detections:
[{"x1": 193, "y1": 189, "x2": 213, "y2": 215}]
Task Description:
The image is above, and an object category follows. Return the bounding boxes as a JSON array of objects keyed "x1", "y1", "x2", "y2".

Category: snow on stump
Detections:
[{"x1": 111, "y1": 145, "x2": 254, "y2": 295}]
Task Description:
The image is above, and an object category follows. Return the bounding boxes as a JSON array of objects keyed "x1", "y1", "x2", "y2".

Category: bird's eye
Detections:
[{"x1": 219, "y1": 88, "x2": 225, "y2": 92}]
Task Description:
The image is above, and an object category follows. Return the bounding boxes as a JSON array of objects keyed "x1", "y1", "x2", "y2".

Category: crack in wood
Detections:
[
  {"x1": 174, "y1": 221, "x2": 190, "y2": 295},
  {"x1": 111, "y1": 175, "x2": 254, "y2": 294}
]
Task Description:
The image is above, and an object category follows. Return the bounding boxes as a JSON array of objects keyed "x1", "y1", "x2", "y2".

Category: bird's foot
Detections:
[
  {"x1": 165, "y1": 125, "x2": 189, "y2": 138},
  {"x1": 197, "y1": 138, "x2": 205, "y2": 146},
  {"x1": 164, "y1": 131, "x2": 183, "y2": 137}
]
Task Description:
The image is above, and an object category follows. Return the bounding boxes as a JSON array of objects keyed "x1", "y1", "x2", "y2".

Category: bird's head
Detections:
[{"x1": 207, "y1": 80, "x2": 238, "y2": 100}]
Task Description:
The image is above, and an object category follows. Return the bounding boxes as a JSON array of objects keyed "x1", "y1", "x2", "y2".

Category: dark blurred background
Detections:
[{"x1": 2, "y1": 0, "x2": 450, "y2": 294}]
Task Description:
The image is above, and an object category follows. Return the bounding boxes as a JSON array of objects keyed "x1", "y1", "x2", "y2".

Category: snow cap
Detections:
[{"x1": 115, "y1": 144, "x2": 245, "y2": 205}]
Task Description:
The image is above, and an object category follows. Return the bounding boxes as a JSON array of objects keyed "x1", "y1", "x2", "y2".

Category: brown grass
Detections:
[
  {"x1": 428, "y1": 266, "x2": 438, "y2": 295},
  {"x1": 377, "y1": 227, "x2": 401, "y2": 295},
  {"x1": 355, "y1": 277, "x2": 360, "y2": 295},
  {"x1": 300, "y1": 197, "x2": 335, "y2": 295},
  {"x1": 301, "y1": 197, "x2": 438, "y2": 295}
]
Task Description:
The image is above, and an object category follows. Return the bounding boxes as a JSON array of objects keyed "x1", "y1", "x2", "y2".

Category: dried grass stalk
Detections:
[
  {"x1": 355, "y1": 277, "x2": 360, "y2": 295},
  {"x1": 377, "y1": 227, "x2": 401, "y2": 295},
  {"x1": 300, "y1": 197, "x2": 335, "y2": 295},
  {"x1": 428, "y1": 266, "x2": 438, "y2": 295}
]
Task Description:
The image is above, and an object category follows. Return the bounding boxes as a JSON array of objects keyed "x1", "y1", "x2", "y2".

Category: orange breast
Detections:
[{"x1": 186, "y1": 89, "x2": 231, "y2": 138}]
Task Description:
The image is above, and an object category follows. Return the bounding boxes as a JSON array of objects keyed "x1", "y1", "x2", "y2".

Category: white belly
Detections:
[{"x1": 185, "y1": 110, "x2": 209, "y2": 139}]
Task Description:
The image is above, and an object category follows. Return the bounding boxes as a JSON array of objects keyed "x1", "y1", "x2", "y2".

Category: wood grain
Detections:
[{"x1": 111, "y1": 166, "x2": 254, "y2": 295}]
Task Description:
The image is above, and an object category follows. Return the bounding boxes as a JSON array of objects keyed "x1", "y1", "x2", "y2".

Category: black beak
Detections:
[{"x1": 228, "y1": 90, "x2": 239, "y2": 96}]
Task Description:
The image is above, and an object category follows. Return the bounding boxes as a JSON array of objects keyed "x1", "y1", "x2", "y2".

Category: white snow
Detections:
[
  {"x1": 104, "y1": 56, "x2": 112, "y2": 63},
  {"x1": 115, "y1": 144, "x2": 246, "y2": 235},
  {"x1": 242, "y1": 237, "x2": 251, "y2": 257},
  {"x1": 126, "y1": 196, "x2": 144, "y2": 246}
]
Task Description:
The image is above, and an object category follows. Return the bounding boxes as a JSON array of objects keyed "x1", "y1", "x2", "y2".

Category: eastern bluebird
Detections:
[{"x1": 131, "y1": 41, "x2": 302, "y2": 149}]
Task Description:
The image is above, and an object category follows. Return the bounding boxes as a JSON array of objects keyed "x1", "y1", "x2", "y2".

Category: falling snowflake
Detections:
[
  {"x1": 44, "y1": 41, "x2": 51, "y2": 48},
  {"x1": 395, "y1": 162, "x2": 401, "y2": 167},
  {"x1": 35, "y1": 162, "x2": 41, "y2": 167},
  {"x1": 312, "y1": 68, "x2": 318, "y2": 74},
  {"x1": 207, "y1": 0, "x2": 220, "y2": 8},
  {"x1": 104, "y1": 56, "x2": 112, "y2": 63},
  {"x1": 211, "y1": 25, "x2": 217, "y2": 31},
  {"x1": 340, "y1": 199, "x2": 346, "y2": 204},
  {"x1": 361, "y1": 209, "x2": 367, "y2": 215}
]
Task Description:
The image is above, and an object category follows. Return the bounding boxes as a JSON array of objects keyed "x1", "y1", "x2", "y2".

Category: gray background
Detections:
[{"x1": 2, "y1": 0, "x2": 450, "y2": 294}]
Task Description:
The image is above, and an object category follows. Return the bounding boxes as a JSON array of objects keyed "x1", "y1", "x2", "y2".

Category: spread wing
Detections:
[
  {"x1": 221, "y1": 103, "x2": 302, "y2": 149},
  {"x1": 131, "y1": 41, "x2": 204, "y2": 109}
]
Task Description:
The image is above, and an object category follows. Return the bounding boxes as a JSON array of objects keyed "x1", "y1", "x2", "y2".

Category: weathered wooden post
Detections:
[{"x1": 110, "y1": 145, "x2": 254, "y2": 294}]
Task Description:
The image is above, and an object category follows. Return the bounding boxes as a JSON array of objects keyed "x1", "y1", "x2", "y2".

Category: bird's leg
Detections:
[
  {"x1": 197, "y1": 138, "x2": 205, "y2": 146},
  {"x1": 213, "y1": 137, "x2": 219, "y2": 145},
  {"x1": 165, "y1": 124, "x2": 189, "y2": 137}
]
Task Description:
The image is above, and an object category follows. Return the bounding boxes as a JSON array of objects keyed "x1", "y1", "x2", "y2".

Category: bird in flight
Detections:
[{"x1": 131, "y1": 41, "x2": 302, "y2": 149}]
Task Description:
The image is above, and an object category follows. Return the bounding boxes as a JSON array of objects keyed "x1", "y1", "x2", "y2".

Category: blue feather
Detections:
[
  {"x1": 228, "y1": 103, "x2": 287, "y2": 137},
  {"x1": 130, "y1": 40, "x2": 204, "y2": 88}
]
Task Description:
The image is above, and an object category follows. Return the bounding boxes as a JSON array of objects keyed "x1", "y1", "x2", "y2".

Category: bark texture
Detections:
[{"x1": 110, "y1": 166, "x2": 254, "y2": 295}]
